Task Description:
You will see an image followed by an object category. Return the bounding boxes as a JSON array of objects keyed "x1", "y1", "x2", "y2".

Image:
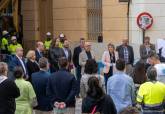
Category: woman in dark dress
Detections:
[
  {"x1": 26, "y1": 50, "x2": 40, "y2": 82},
  {"x1": 0, "y1": 62, "x2": 20, "y2": 114},
  {"x1": 82, "y1": 76, "x2": 117, "y2": 114},
  {"x1": 48, "y1": 38, "x2": 65, "y2": 72}
]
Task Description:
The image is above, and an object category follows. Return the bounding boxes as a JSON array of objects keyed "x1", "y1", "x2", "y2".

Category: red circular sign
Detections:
[{"x1": 137, "y1": 12, "x2": 153, "y2": 30}]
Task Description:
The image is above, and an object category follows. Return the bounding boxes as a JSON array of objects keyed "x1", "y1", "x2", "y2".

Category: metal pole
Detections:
[{"x1": 143, "y1": 29, "x2": 145, "y2": 44}]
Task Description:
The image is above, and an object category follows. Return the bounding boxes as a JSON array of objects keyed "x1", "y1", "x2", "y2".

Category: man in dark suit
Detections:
[
  {"x1": 9, "y1": 47, "x2": 28, "y2": 79},
  {"x1": 35, "y1": 41, "x2": 44, "y2": 62},
  {"x1": 116, "y1": 39, "x2": 134, "y2": 75},
  {"x1": 72, "y1": 38, "x2": 85, "y2": 97},
  {"x1": 63, "y1": 39, "x2": 73, "y2": 71},
  {"x1": 31, "y1": 57, "x2": 52, "y2": 114},
  {"x1": 140, "y1": 36, "x2": 155, "y2": 63},
  {"x1": 63, "y1": 39, "x2": 72, "y2": 62},
  {"x1": 47, "y1": 57, "x2": 77, "y2": 113}
]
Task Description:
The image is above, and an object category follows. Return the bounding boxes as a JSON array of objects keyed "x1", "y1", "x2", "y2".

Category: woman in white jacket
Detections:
[{"x1": 102, "y1": 43, "x2": 118, "y2": 90}]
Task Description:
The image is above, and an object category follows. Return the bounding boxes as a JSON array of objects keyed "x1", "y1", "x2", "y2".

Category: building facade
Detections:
[
  {"x1": 1, "y1": 0, "x2": 165, "y2": 59},
  {"x1": 22, "y1": 0, "x2": 128, "y2": 49}
]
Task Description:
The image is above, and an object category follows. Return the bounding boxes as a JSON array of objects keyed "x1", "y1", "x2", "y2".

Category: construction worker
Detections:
[
  {"x1": 1, "y1": 30, "x2": 9, "y2": 54},
  {"x1": 59, "y1": 33, "x2": 65, "y2": 48},
  {"x1": 44, "y1": 32, "x2": 52, "y2": 50},
  {"x1": 8, "y1": 36, "x2": 22, "y2": 55}
]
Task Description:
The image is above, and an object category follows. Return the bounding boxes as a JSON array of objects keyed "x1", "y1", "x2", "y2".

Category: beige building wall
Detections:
[
  {"x1": 52, "y1": 0, "x2": 88, "y2": 43},
  {"x1": 22, "y1": 0, "x2": 39, "y2": 50},
  {"x1": 103, "y1": 0, "x2": 128, "y2": 44},
  {"x1": 22, "y1": 0, "x2": 128, "y2": 50}
]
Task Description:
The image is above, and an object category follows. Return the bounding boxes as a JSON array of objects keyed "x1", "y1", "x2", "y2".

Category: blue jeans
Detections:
[{"x1": 104, "y1": 66, "x2": 113, "y2": 92}]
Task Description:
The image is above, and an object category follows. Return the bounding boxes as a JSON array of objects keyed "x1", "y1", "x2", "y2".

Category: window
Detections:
[
  {"x1": 87, "y1": 0, "x2": 102, "y2": 41},
  {"x1": 119, "y1": 0, "x2": 128, "y2": 2}
]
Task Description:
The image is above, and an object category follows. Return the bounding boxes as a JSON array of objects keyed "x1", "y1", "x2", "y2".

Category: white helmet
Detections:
[
  {"x1": 59, "y1": 33, "x2": 65, "y2": 38},
  {"x1": 2, "y1": 30, "x2": 8, "y2": 36},
  {"x1": 11, "y1": 36, "x2": 17, "y2": 40},
  {"x1": 46, "y1": 32, "x2": 51, "y2": 36}
]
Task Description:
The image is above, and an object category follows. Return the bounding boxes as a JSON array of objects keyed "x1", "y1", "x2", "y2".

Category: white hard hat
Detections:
[
  {"x1": 2, "y1": 30, "x2": 8, "y2": 36},
  {"x1": 46, "y1": 32, "x2": 51, "y2": 36},
  {"x1": 59, "y1": 33, "x2": 65, "y2": 38},
  {"x1": 11, "y1": 36, "x2": 17, "y2": 40}
]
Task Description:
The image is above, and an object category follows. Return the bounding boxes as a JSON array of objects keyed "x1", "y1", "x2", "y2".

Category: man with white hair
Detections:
[
  {"x1": 8, "y1": 36, "x2": 22, "y2": 55},
  {"x1": 79, "y1": 42, "x2": 95, "y2": 75},
  {"x1": 0, "y1": 62, "x2": 20, "y2": 114},
  {"x1": 10, "y1": 47, "x2": 28, "y2": 79}
]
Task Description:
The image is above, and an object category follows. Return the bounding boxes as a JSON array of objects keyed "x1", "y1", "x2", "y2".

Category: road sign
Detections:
[{"x1": 137, "y1": 12, "x2": 153, "y2": 30}]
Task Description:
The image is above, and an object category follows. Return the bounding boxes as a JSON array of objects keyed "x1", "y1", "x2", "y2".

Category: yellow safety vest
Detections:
[
  {"x1": 8, "y1": 43, "x2": 22, "y2": 54},
  {"x1": 59, "y1": 42, "x2": 63, "y2": 48},
  {"x1": 1, "y1": 37, "x2": 8, "y2": 50},
  {"x1": 137, "y1": 81, "x2": 165, "y2": 106},
  {"x1": 44, "y1": 40, "x2": 51, "y2": 50}
]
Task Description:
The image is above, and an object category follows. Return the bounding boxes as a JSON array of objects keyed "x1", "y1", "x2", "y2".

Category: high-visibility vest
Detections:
[
  {"x1": 59, "y1": 42, "x2": 63, "y2": 48},
  {"x1": 137, "y1": 81, "x2": 165, "y2": 106},
  {"x1": 1, "y1": 37, "x2": 8, "y2": 50},
  {"x1": 8, "y1": 43, "x2": 22, "y2": 54},
  {"x1": 44, "y1": 40, "x2": 51, "y2": 50}
]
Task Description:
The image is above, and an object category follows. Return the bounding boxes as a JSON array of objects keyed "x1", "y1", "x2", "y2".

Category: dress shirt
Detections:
[
  {"x1": 63, "y1": 48, "x2": 69, "y2": 59},
  {"x1": 107, "y1": 71, "x2": 135, "y2": 113},
  {"x1": 16, "y1": 55, "x2": 27, "y2": 75},
  {"x1": 123, "y1": 47, "x2": 129, "y2": 64}
]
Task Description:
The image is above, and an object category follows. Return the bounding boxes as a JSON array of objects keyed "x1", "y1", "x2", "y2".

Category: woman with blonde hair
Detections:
[
  {"x1": 26, "y1": 50, "x2": 40, "y2": 82},
  {"x1": 101, "y1": 43, "x2": 118, "y2": 89}
]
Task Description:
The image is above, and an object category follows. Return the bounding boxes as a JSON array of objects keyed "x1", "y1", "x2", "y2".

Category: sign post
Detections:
[{"x1": 137, "y1": 12, "x2": 153, "y2": 43}]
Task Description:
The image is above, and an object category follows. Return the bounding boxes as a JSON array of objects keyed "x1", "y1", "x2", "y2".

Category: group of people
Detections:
[
  {"x1": 1, "y1": 30, "x2": 165, "y2": 114},
  {"x1": 0, "y1": 30, "x2": 22, "y2": 55}
]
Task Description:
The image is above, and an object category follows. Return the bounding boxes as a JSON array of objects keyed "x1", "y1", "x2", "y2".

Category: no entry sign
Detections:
[{"x1": 137, "y1": 12, "x2": 153, "y2": 30}]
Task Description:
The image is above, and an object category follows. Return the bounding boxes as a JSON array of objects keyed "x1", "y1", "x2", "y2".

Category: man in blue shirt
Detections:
[{"x1": 107, "y1": 59, "x2": 135, "y2": 113}]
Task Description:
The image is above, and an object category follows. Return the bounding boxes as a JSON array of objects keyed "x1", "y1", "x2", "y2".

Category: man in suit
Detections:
[
  {"x1": 31, "y1": 57, "x2": 52, "y2": 114},
  {"x1": 63, "y1": 39, "x2": 73, "y2": 71},
  {"x1": 35, "y1": 41, "x2": 44, "y2": 62},
  {"x1": 47, "y1": 57, "x2": 77, "y2": 113},
  {"x1": 116, "y1": 39, "x2": 134, "y2": 75},
  {"x1": 9, "y1": 47, "x2": 28, "y2": 79},
  {"x1": 63, "y1": 39, "x2": 72, "y2": 63},
  {"x1": 140, "y1": 36, "x2": 155, "y2": 63},
  {"x1": 73, "y1": 38, "x2": 85, "y2": 97},
  {"x1": 79, "y1": 42, "x2": 95, "y2": 75}
]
